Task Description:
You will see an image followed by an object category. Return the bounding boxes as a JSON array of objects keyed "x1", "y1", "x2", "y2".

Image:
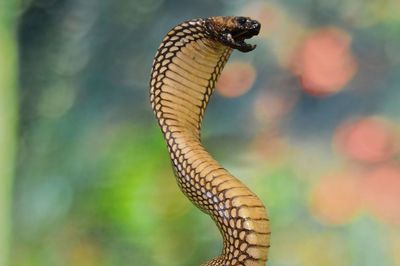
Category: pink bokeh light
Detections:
[
  {"x1": 291, "y1": 27, "x2": 358, "y2": 96},
  {"x1": 216, "y1": 61, "x2": 256, "y2": 98},
  {"x1": 362, "y1": 165, "x2": 400, "y2": 224},
  {"x1": 333, "y1": 116, "x2": 397, "y2": 163}
]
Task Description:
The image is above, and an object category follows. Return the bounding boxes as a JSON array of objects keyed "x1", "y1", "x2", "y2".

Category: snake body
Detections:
[{"x1": 150, "y1": 16, "x2": 270, "y2": 265}]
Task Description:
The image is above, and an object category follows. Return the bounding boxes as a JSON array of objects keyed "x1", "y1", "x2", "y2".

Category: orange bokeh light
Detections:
[
  {"x1": 291, "y1": 27, "x2": 358, "y2": 96},
  {"x1": 333, "y1": 116, "x2": 397, "y2": 163},
  {"x1": 310, "y1": 171, "x2": 362, "y2": 225},
  {"x1": 216, "y1": 61, "x2": 257, "y2": 98},
  {"x1": 362, "y1": 165, "x2": 400, "y2": 224}
]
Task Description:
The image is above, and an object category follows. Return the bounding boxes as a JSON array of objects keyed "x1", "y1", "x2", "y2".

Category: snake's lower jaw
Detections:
[
  {"x1": 223, "y1": 33, "x2": 257, "y2": 52},
  {"x1": 222, "y1": 32, "x2": 258, "y2": 52},
  {"x1": 236, "y1": 41, "x2": 257, "y2": 53}
]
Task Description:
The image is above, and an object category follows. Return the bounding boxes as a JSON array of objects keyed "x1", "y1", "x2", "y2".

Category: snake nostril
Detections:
[{"x1": 252, "y1": 21, "x2": 261, "y2": 32}]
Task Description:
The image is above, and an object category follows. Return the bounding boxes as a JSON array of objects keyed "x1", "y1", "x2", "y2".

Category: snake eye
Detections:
[{"x1": 237, "y1": 17, "x2": 247, "y2": 25}]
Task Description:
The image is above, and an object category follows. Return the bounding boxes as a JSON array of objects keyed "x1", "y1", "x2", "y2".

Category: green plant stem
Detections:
[{"x1": 0, "y1": 1, "x2": 18, "y2": 266}]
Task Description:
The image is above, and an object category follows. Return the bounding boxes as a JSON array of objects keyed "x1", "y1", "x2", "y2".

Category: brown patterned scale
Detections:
[{"x1": 149, "y1": 17, "x2": 270, "y2": 266}]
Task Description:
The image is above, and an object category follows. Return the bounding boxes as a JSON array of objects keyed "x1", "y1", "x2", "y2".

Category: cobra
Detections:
[{"x1": 149, "y1": 16, "x2": 270, "y2": 266}]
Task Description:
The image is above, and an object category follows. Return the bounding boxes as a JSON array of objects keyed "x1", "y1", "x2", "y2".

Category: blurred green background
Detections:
[{"x1": 1, "y1": 0, "x2": 400, "y2": 265}]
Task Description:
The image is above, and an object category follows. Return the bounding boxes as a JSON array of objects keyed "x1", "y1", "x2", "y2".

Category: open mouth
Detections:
[
  {"x1": 233, "y1": 29, "x2": 259, "y2": 50},
  {"x1": 233, "y1": 24, "x2": 260, "y2": 40},
  {"x1": 227, "y1": 19, "x2": 261, "y2": 52}
]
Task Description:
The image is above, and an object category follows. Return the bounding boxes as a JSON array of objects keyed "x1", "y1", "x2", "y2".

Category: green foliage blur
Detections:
[{"x1": 1, "y1": 0, "x2": 400, "y2": 265}]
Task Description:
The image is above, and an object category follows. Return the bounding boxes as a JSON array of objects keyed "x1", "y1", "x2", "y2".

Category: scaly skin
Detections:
[{"x1": 150, "y1": 17, "x2": 270, "y2": 266}]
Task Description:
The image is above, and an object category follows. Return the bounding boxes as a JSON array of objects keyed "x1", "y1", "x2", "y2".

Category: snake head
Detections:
[{"x1": 205, "y1": 16, "x2": 261, "y2": 52}]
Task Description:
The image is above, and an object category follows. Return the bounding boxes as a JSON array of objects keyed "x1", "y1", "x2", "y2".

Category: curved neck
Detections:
[{"x1": 150, "y1": 19, "x2": 232, "y2": 140}]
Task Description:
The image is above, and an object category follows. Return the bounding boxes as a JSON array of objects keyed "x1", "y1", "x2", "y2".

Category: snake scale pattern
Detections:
[{"x1": 149, "y1": 16, "x2": 270, "y2": 266}]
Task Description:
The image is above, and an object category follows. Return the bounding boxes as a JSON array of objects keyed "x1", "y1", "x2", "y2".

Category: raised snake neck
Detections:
[{"x1": 149, "y1": 17, "x2": 270, "y2": 266}]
